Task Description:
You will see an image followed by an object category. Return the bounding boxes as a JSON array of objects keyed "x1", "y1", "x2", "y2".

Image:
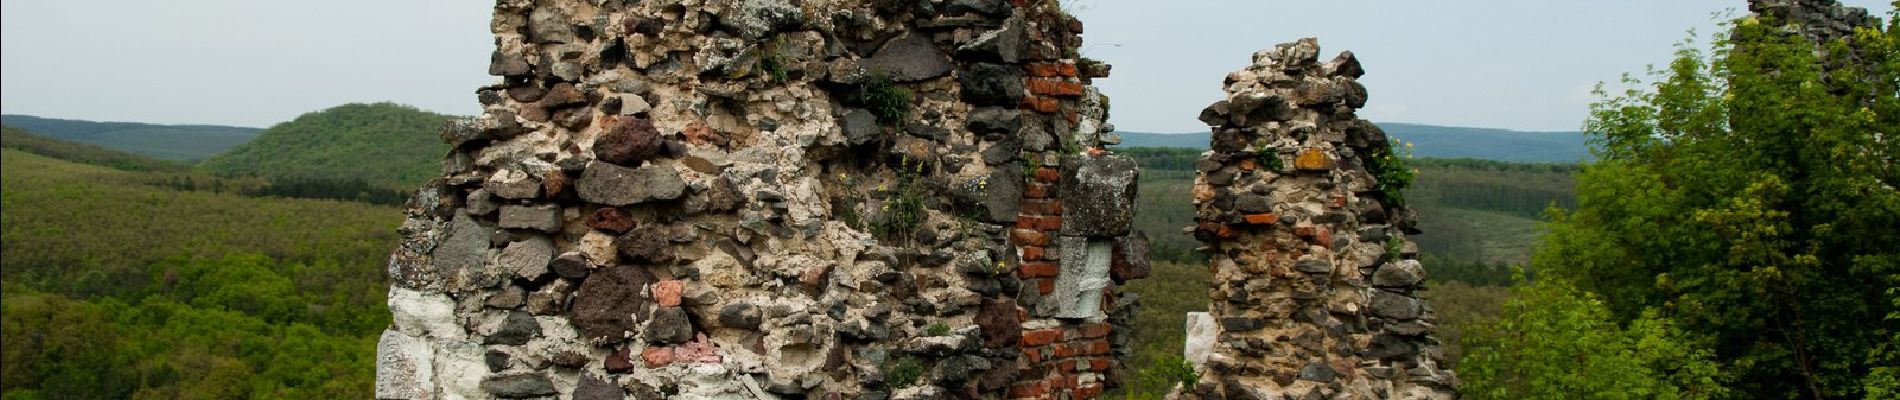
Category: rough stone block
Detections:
[
  {"x1": 1058, "y1": 154, "x2": 1138, "y2": 237},
  {"x1": 389, "y1": 286, "x2": 463, "y2": 339},
  {"x1": 376, "y1": 329, "x2": 434, "y2": 399},
  {"x1": 1183, "y1": 312, "x2": 1215, "y2": 368},
  {"x1": 1045, "y1": 236, "x2": 1112, "y2": 319},
  {"x1": 498, "y1": 204, "x2": 562, "y2": 232},
  {"x1": 577, "y1": 162, "x2": 686, "y2": 206}
]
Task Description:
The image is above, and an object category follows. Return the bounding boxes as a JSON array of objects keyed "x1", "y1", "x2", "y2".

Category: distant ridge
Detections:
[
  {"x1": 1117, "y1": 122, "x2": 1591, "y2": 164},
  {"x1": 0, "y1": 114, "x2": 261, "y2": 161},
  {"x1": 197, "y1": 102, "x2": 454, "y2": 190}
]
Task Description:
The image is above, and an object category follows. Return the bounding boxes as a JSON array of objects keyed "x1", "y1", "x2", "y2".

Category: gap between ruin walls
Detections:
[{"x1": 377, "y1": 0, "x2": 1152, "y2": 399}]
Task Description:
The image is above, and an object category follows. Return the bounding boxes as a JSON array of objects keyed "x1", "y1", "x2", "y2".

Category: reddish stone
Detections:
[
  {"x1": 652, "y1": 280, "x2": 683, "y2": 307},
  {"x1": 1024, "y1": 183, "x2": 1051, "y2": 198},
  {"x1": 1088, "y1": 358, "x2": 1110, "y2": 371},
  {"x1": 1034, "y1": 167, "x2": 1061, "y2": 183},
  {"x1": 683, "y1": 121, "x2": 727, "y2": 147},
  {"x1": 1111, "y1": 232, "x2": 1151, "y2": 284},
  {"x1": 1018, "y1": 262, "x2": 1059, "y2": 279},
  {"x1": 1022, "y1": 329, "x2": 1065, "y2": 346},
  {"x1": 1243, "y1": 213, "x2": 1278, "y2": 225},
  {"x1": 604, "y1": 347, "x2": 637, "y2": 373},
  {"x1": 1075, "y1": 383, "x2": 1105, "y2": 399},
  {"x1": 641, "y1": 347, "x2": 674, "y2": 368},
  {"x1": 1033, "y1": 216, "x2": 1062, "y2": 231},
  {"x1": 799, "y1": 263, "x2": 831, "y2": 286},
  {"x1": 586, "y1": 208, "x2": 636, "y2": 233},
  {"x1": 1056, "y1": 360, "x2": 1077, "y2": 372},
  {"x1": 1025, "y1": 96, "x2": 1060, "y2": 113},
  {"x1": 1083, "y1": 340, "x2": 1111, "y2": 355},
  {"x1": 542, "y1": 83, "x2": 586, "y2": 107},
  {"x1": 1077, "y1": 323, "x2": 1111, "y2": 339},
  {"x1": 976, "y1": 298, "x2": 1022, "y2": 348},
  {"x1": 1038, "y1": 279, "x2": 1055, "y2": 294},
  {"x1": 1021, "y1": 246, "x2": 1046, "y2": 261},
  {"x1": 594, "y1": 116, "x2": 663, "y2": 167},
  {"x1": 1009, "y1": 381, "x2": 1047, "y2": 398},
  {"x1": 1010, "y1": 228, "x2": 1051, "y2": 246},
  {"x1": 542, "y1": 170, "x2": 568, "y2": 196},
  {"x1": 1028, "y1": 79, "x2": 1084, "y2": 97}
]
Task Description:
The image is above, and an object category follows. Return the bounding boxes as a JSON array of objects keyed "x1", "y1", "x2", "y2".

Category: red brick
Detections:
[
  {"x1": 1021, "y1": 246, "x2": 1046, "y2": 261},
  {"x1": 1015, "y1": 215, "x2": 1037, "y2": 229},
  {"x1": 1024, "y1": 347, "x2": 1044, "y2": 363},
  {"x1": 1022, "y1": 329, "x2": 1065, "y2": 346},
  {"x1": 1034, "y1": 216, "x2": 1062, "y2": 231},
  {"x1": 1057, "y1": 359, "x2": 1076, "y2": 372},
  {"x1": 1028, "y1": 79, "x2": 1084, "y2": 97},
  {"x1": 1034, "y1": 167, "x2": 1061, "y2": 183},
  {"x1": 1008, "y1": 381, "x2": 1046, "y2": 398},
  {"x1": 1053, "y1": 344, "x2": 1076, "y2": 358},
  {"x1": 1011, "y1": 228, "x2": 1050, "y2": 246},
  {"x1": 1023, "y1": 95, "x2": 1060, "y2": 113},
  {"x1": 1051, "y1": 375, "x2": 1078, "y2": 390},
  {"x1": 1038, "y1": 279, "x2": 1055, "y2": 294},
  {"x1": 1089, "y1": 358, "x2": 1110, "y2": 371},
  {"x1": 1019, "y1": 262, "x2": 1059, "y2": 278},
  {"x1": 1082, "y1": 340, "x2": 1111, "y2": 355},
  {"x1": 1076, "y1": 323, "x2": 1112, "y2": 339},
  {"x1": 1243, "y1": 213, "x2": 1278, "y2": 225},
  {"x1": 641, "y1": 347, "x2": 674, "y2": 368},
  {"x1": 653, "y1": 280, "x2": 684, "y2": 307},
  {"x1": 1024, "y1": 182, "x2": 1051, "y2": 198}
]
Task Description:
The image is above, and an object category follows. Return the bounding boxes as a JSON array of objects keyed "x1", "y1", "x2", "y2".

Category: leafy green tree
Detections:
[
  {"x1": 1478, "y1": 8, "x2": 1898, "y2": 399},
  {"x1": 1461, "y1": 276, "x2": 1727, "y2": 399}
]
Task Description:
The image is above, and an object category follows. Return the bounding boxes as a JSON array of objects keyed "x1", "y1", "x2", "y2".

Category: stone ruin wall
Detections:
[
  {"x1": 374, "y1": 0, "x2": 1150, "y2": 399},
  {"x1": 1172, "y1": 39, "x2": 1458, "y2": 399}
]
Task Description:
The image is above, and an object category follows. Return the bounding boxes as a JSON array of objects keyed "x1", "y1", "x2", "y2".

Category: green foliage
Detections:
[
  {"x1": 1365, "y1": 137, "x2": 1418, "y2": 207},
  {"x1": 1515, "y1": 12, "x2": 1900, "y2": 399},
  {"x1": 0, "y1": 127, "x2": 185, "y2": 172},
  {"x1": 926, "y1": 321, "x2": 952, "y2": 336},
  {"x1": 862, "y1": 74, "x2": 913, "y2": 124},
  {"x1": 197, "y1": 102, "x2": 454, "y2": 190},
  {"x1": 0, "y1": 114, "x2": 260, "y2": 162},
  {"x1": 881, "y1": 356, "x2": 925, "y2": 389},
  {"x1": 870, "y1": 157, "x2": 927, "y2": 243},
  {"x1": 1114, "y1": 261, "x2": 1208, "y2": 399},
  {"x1": 1461, "y1": 276, "x2": 1728, "y2": 399},
  {"x1": 758, "y1": 34, "x2": 790, "y2": 83},
  {"x1": 1122, "y1": 355, "x2": 1199, "y2": 399}
]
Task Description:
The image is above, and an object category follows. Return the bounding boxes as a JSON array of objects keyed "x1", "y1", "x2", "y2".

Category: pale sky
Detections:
[{"x1": 1, "y1": 1, "x2": 1892, "y2": 131}]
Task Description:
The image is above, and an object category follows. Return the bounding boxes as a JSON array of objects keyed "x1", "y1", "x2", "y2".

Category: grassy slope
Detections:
[
  {"x1": 196, "y1": 102, "x2": 453, "y2": 190},
  {"x1": 1, "y1": 126, "x2": 186, "y2": 172},
  {"x1": 0, "y1": 114, "x2": 260, "y2": 161}
]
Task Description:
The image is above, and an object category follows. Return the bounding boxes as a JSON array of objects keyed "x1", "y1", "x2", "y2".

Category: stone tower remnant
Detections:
[
  {"x1": 375, "y1": 0, "x2": 1147, "y2": 399},
  {"x1": 1173, "y1": 39, "x2": 1458, "y2": 399}
]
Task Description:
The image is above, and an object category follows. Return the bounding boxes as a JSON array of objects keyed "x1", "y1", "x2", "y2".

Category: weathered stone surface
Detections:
[
  {"x1": 1293, "y1": 258, "x2": 1332, "y2": 274},
  {"x1": 498, "y1": 204, "x2": 562, "y2": 232},
  {"x1": 1110, "y1": 231, "x2": 1151, "y2": 284},
  {"x1": 498, "y1": 236, "x2": 555, "y2": 280},
  {"x1": 616, "y1": 229, "x2": 675, "y2": 264},
  {"x1": 718, "y1": 302, "x2": 762, "y2": 330},
  {"x1": 714, "y1": 0, "x2": 802, "y2": 39},
  {"x1": 1059, "y1": 155, "x2": 1138, "y2": 237},
  {"x1": 573, "y1": 374, "x2": 626, "y2": 400},
  {"x1": 1219, "y1": 316, "x2": 1264, "y2": 332},
  {"x1": 586, "y1": 207, "x2": 636, "y2": 233},
  {"x1": 550, "y1": 252, "x2": 592, "y2": 280},
  {"x1": 860, "y1": 31, "x2": 953, "y2": 82},
  {"x1": 484, "y1": 311, "x2": 542, "y2": 345},
  {"x1": 1182, "y1": 312, "x2": 1216, "y2": 367},
  {"x1": 976, "y1": 298, "x2": 1020, "y2": 348},
  {"x1": 527, "y1": 8, "x2": 575, "y2": 44},
  {"x1": 480, "y1": 372, "x2": 556, "y2": 398},
  {"x1": 1299, "y1": 362, "x2": 1337, "y2": 382},
  {"x1": 1045, "y1": 236, "x2": 1112, "y2": 319},
  {"x1": 594, "y1": 116, "x2": 663, "y2": 167},
  {"x1": 1372, "y1": 259, "x2": 1424, "y2": 288},
  {"x1": 839, "y1": 108, "x2": 880, "y2": 146},
  {"x1": 489, "y1": 51, "x2": 531, "y2": 77},
  {"x1": 955, "y1": 17, "x2": 1024, "y2": 63},
  {"x1": 981, "y1": 164, "x2": 1022, "y2": 223},
  {"x1": 486, "y1": 169, "x2": 542, "y2": 199},
  {"x1": 1370, "y1": 291, "x2": 1422, "y2": 320},
  {"x1": 959, "y1": 63, "x2": 1024, "y2": 106},
  {"x1": 644, "y1": 307, "x2": 694, "y2": 344},
  {"x1": 376, "y1": 329, "x2": 434, "y2": 399},
  {"x1": 570, "y1": 265, "x2": 654, "y2": 340},
  {"x1": 1294, "y1": 148, "x2": 1334, "y2": 171},
  {"x1": 576, "y1": 162, "x2": 685, "y2": 206},
  {"x1": 965, "y1": 107, "x2": 1021, "y2": 135}
]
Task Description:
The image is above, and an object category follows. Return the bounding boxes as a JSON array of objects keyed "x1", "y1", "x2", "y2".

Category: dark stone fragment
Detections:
[
  {"x1": 1370, "y1": 291, "x2": 1422, "y2": 320},
  {"x1": 550, "y1": 351, "x2": 590, "y2": 368},
  {"x1": 587, "y1": 207, "x2": 636, "y2": 233},
  {"x1": 574, "y1": 374, "x2": 627, "y2": 400},
  {"x1": 550, "y1": 252, "x2": 592, "y2": 281},
  {"x1": 1342, "y1": 80, "x2": 1368, "y2": 109},
  {"x1": 718, "y1": 303, "x2": 763, "y2": 330},
  {"x1": 1360, "y1": 334, "x2": 1417, "y2": 361},
  {"x1": 906, "y1": 121, "x2": 948, "y2": 141},
  {"x1": 1330, "y1": 51, "x2": 1364, "y2": 78},
  {"x1": 966, "y1": 107, "x2": 1021, "y2": 134},
  {"x1": 1372, "y1": 261, "x2": 1423, "y2": 288},
  {"x1": 570, "y1": 265, "x2": 655, "y2": 340},
  {"x1": 955, "y1": 17, "x2": 1024, "y2": 63},
  {"x1": 981, "y1": 164, "x2": 1023, "y2": 223},
  {"x1": 1234, "y1": 193, "x2": 1272, "y2": 213},
  {"x1": 1228, "y1": 93, "x2": 1289, "y2": 126},
  {"x1": 485, "y1": 350, "x2": 511, "y2": 372},
  {"x1": 1220, "y1": 316, "x2": 1265, "y2": 332},
  {"x1": 644, "y1": 307, "x2": 695, "y2": 344},
  {"x1": 542, "y1": 83, "x2": 586, "y2": 107},
  {"x1": 1299, "y1": 362, "x2": 1337, "y2": 382},
  {"x1": 860, "y1": 31, "x2": 953, "y2": 82},
  {"x1": 594, "y1": 116, "x2": 663, "y2": 167},
  {"x1": 1199, "y1": 100, "x2": 1231, "y2": 127},
  {"x1": 604, "y1": 347, "x2": 636, "y2": 373},
  {"x1": 577, "y1": 162, "x2": 686, "y2": 206},
  {"x1": 976, "y1": 298, "x2": 1021, "y2": 348},
  {"x1": 507, "y1": 86, "x2": 547, "y2": 103},
  {"x1": 554, "y1": 107, "x2": 593, "y2": 130},
  {"x1": 484, "y1": 311, "x2": 541, "y2": 345},
  {"x1": 1059, "y1": 154, "x2": 1139, "y2": 237},
  {"x1": 477, "y1": 88, "x2": 504, "y2": 106},
  {"x1": 945, "y1": 0, "x2": 1010, "y2": 16},
  {"x1": 490, "y1": 51, "x2": 532, "y2": 76},
  {"x1": 481, "y1": 372, "x2": 557, "y2": 398},
  {"x1": 1110, "y1": 231, "x2": 1152, "y2": 284},
  {"x1": 616, "y1": 230, "x2": 675, "y2": 264},
  {"x1": 1210, "y1": 128, "x2": 1248, "y2": 153},
  {"x1": 959, "y1": 63, "x2": 1024, "y2": 106},
  {"x1": 1294, "y1": 259, "x2": 1333, "y2": 274},
  {"x1": 839, "y1": 108, "x2": 880, "y2": 146}
]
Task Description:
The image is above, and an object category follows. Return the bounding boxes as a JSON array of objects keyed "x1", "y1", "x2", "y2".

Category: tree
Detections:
[{"x1": 1475, "y1": 7, "x2": 1898, "y2": 399}]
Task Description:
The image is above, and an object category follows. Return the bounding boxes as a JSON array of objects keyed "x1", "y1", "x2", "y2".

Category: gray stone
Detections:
[
  {"x1": 485, "y1": 285, "x2": 526, "y2": 309},
  {"x1": 965, "y1": 107, "x2": 1021, "y2": 135},
  {"x1": 528, "y1": 8, "x2": 575, "y2": 44},
  {"x1": 715, "y1": 0, "x2": 802, "y2": 39},
  {"x1": 1372, "y1": 259, "x2": 1424, "y2": 288},
  {"x1": 945, "y1": 0, "x2": 1010, "y2": 16},
  {"x1": 486, "y1": 169, "x2": 542, "y2": 199},
  {"x1": 484, "y1": 311, "x2": 542, "y2": 345},
  {"x1": 433, "y1": 214, "x2": 491, "y2": 287},
  {"x1": 959, "y1": 63, "x2": 1023, "y2": 106},
  {"x1": 577, "y1": 162, "x2": 686, "y2": 206},
  {"x1": 1293, "y1": 259, "x2": 1332, "y2": 274},
  {"x1": 1360, "y1": 334, "x2": 1417, "y2": 360},
  {"x1": 1369, "y1": 291, "x2": 1422, "y2": 320},
  {"x1": 1329, "y1": 50, "x2": 1364, "y2": 78},
  {"x1": 465, "y1": 188, "x2": 499, "y2": 216},
  {"x1": 550, "y1": 252, "x2": 592, "y2": 280},
  {"x1": 574, "y1": 374, "x2": 626, "y2": 400},
  {"x1": 1045, "y1": 236, "x2": 1112, "y2": 319},
  {"x1": 1298, "y1": 362, "x2": 1337, "y2": 382},
  {"x1": 644, "y1": 307, "x2": 695, "y2": 344},
  {"x1": 489, "y1": 51, "x2": 531, "y2": 76},
  {"x1": 861, "y1": 31, "x2": 953, "y2": 82},
  {"x1": 955, "y1": 17, "x2": 1024, "y2": 63},
  {"x1": 375, "y1": 329, "x2": 434, "y2": 399},
  {"x1": 839, "y1": 108, "x2": 880, "y2": 146},
  {"x1": 981, "y1": 164, "x2": 1023, "y2": 223},
  {"x1": 1219, "y1": 316, "x2": 1264, "y2": 332},
  {"x1": 1058, "y1": 155, "x2": 1139, "y2": 237},
  {"x1": 498, "y1": 236, "x2": 555, "y2": 280},
  {"x1": 498, "y1": 204, "x2": 562, "y2": 232},
  {"x1": 1233, "y1": 193, "x2": 1272, "y2": 213},
  {"x1": 719, "y1": 303, "x2": 763, "y2": 330},
  {"x1": 1183, "y1": 312, "x2": 1216, "y2": 367},
  {"x1": 480, "y1": 372, "x2": 557, "y2": 398}
]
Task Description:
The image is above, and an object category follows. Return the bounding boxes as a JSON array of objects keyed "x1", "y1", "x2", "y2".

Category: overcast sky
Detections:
[{"x1": 1, "y1": 1, "x2": 1892, "y2": 131}]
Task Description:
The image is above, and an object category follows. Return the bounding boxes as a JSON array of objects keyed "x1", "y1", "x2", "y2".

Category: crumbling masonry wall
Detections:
[
  {"x1": 375, "y1": 0, "x2": 1148, "y2": 399},
  {"x1": 1173, "y1": 39, "x2": 1457, "y2": 399}
]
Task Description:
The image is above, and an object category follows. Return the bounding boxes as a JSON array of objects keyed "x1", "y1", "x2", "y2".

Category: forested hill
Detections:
[
  {"x1": 197, "y1": 103, "x2": 455, "y2": 190},
  {"x1": 0, "y1": 114, "x2": 261, "y2": 161},
  {"x1": 1118, "y1": 122, "x2": 1590, "y2": 163}
]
